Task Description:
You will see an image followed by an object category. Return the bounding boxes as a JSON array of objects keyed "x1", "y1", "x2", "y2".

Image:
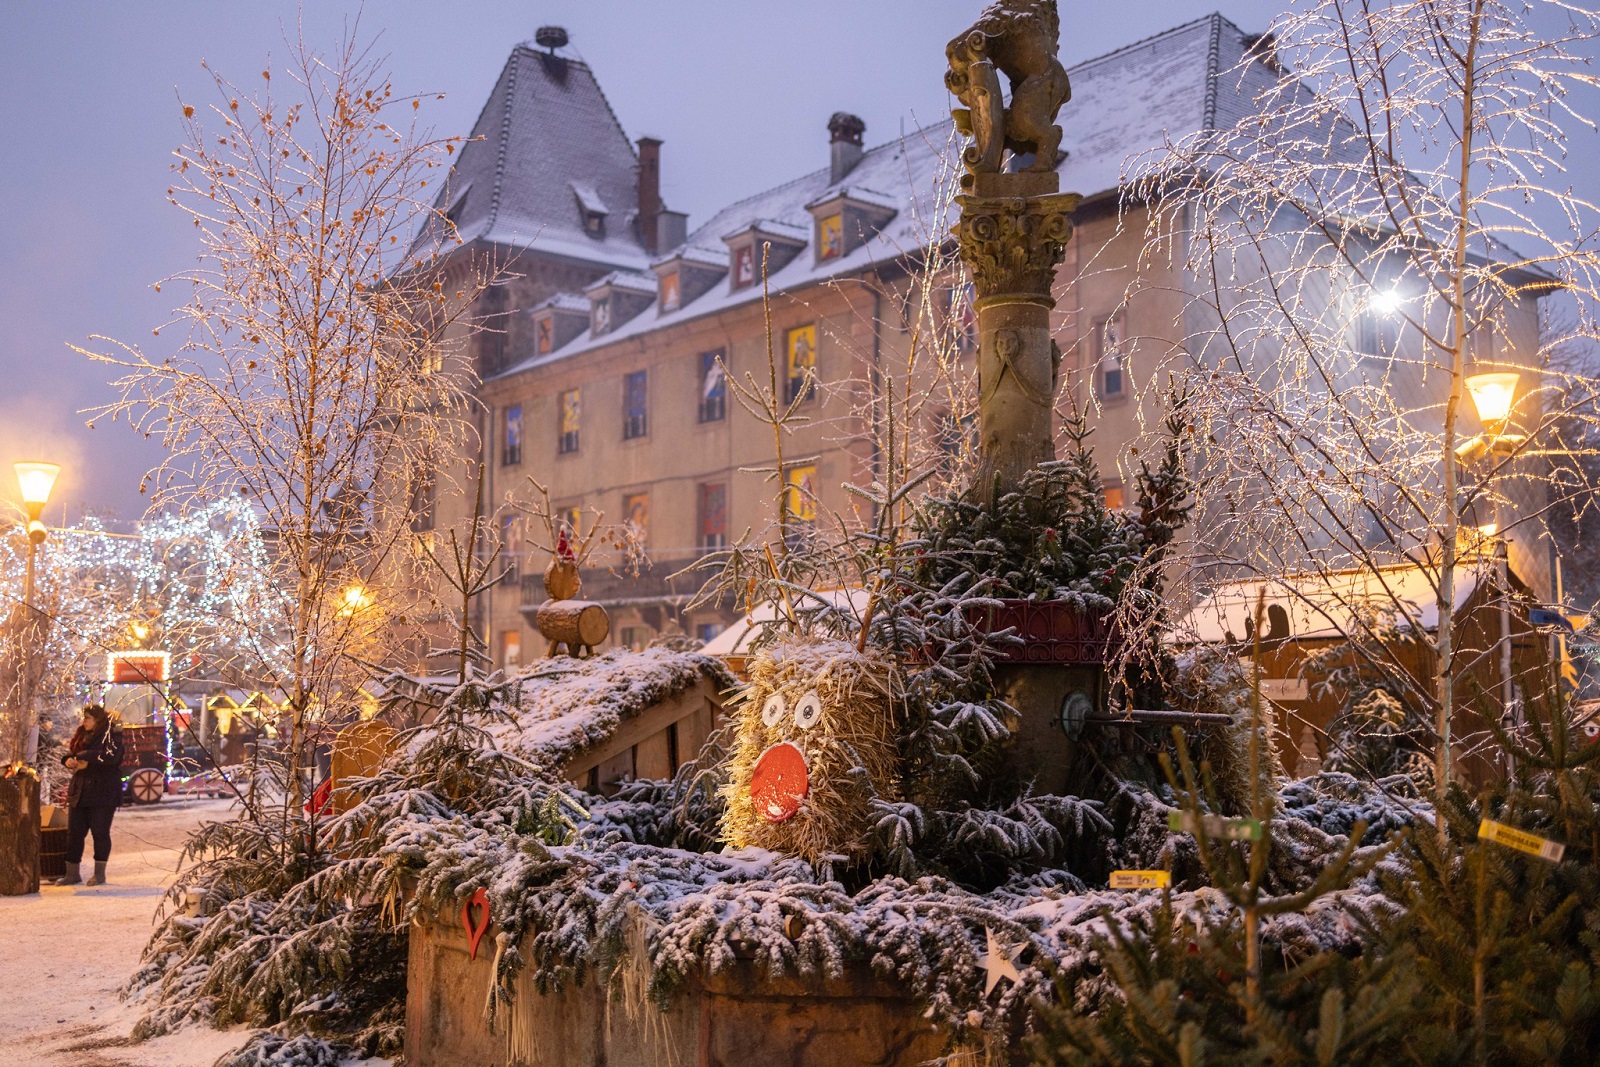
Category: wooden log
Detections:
[
  {"x1": 544, "y1": 559, "x2": 581, "y2": 600},
  {"x1": 536, "y1": 599, "x2": 610, "y2": 656},
  {"x1": 0, "y1": 774, "x2": 40, "y2": 896}
]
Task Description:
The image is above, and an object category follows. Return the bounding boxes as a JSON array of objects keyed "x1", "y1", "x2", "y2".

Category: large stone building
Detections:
[{"x1": 409, "y1": 14, "x2": 1554, "y2": 676}]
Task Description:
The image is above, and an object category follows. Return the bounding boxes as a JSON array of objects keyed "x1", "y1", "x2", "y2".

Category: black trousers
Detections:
[{"x1": 66, "y1": 804, "x2": 117, "y2": 864}]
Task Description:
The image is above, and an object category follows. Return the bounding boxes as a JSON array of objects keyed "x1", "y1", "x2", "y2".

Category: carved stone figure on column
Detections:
[
  {"x1": 947, "y1": 0, "x2": 1081, "y2": 502},
  {"x1": 946, "y1": 0, "x2": 1073, "y2": 186}
]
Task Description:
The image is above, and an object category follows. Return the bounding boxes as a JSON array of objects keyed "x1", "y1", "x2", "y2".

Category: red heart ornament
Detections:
[{"x1": 462, "y1": 887, "x2": 491, "y2": 961}]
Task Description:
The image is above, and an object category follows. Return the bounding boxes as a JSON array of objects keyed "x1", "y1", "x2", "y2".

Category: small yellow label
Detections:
[
  {"x1": 1110, "y1": 870, "x2": 1171, "y2": 889},
  {"x1": 1478, "y1": 818, "x2": 1565, "y2": 862}
]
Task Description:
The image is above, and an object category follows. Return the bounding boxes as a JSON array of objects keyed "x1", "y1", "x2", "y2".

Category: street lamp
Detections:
[
  {"x1": 1455, "y1": 372, "x2": 1523, "y2": 766},
  {"x1": 12, "y1": 461, "x2": 58, "y2": 768},
  {"x1": 1455, "y1": 372, "x2": 1524, "y2": 462}
]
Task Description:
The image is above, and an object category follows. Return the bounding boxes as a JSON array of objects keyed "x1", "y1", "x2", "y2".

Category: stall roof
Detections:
[{"x1": 1175, "y1": 560, "x2": 1514, "y2": 644}]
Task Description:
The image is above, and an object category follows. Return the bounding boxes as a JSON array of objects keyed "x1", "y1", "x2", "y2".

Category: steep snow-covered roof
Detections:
[{"x1": 411, "y1": 40, "x2": 650, "y2": 272}]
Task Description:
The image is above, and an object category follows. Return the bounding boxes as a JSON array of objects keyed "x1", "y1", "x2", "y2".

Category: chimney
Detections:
[
  {"x1": 637, "y1": 137, "x2": 663, "y2": 255},
  {"x1": 828, "y1": 112, "x2": 866, "y2": 184}
]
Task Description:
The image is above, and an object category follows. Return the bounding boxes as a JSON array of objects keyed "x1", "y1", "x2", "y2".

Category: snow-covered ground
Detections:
[{"x1": 0, "y1": 797, "x2": 248, "y2": 1066}]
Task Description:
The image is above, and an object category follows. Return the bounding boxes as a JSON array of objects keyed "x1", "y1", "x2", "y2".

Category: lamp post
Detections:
[
  {"x1": 1460, "y1": 373, "x2": 1521, "y2": 763},
  {"x1": 12, "y1": 461, "x2": 58, "y2": 767}
]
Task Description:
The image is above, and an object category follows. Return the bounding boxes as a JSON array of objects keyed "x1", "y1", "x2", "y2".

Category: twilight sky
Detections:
[{"x1": 0, "y1": 0, "x2": 1591, "y2": 525}]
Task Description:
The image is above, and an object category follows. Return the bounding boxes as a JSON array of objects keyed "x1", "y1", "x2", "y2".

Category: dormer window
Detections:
[
  {"x1": 804, "y1": 188, "x2": 898, "y2": 265},
  {"x1": 571, "y1": 180, "x2": 609, "y2": 238},
  {"x1": 651, "y1": 246, "x2": 727, "y2": 314},
  {"x1": 818, "y1": 214, "x2": 843, "y2": 260},
  {"x1": 722, "y1": 219, "x2": 808, "y2": 292},
  {"x1": 530, "y1": 292, "x2": 591, "y2": 356},
  {"x1": 584, "y1": 271, "x2": 656, "y2": 336},
  {"x1": 732, "y1": 245, "x2": 756, "y2": 289}
]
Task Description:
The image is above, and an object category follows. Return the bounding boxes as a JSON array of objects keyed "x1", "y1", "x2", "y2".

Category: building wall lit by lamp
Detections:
[{"x1": 1465, "y1": 371, "x2": 1520, "y2": 436}]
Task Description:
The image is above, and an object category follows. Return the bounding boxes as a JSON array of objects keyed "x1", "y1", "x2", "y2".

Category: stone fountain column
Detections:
[
  {"x1": 946, "y1": 3, "x2": 1093, "y2": 790},
  {"x1": 957, "y1": 175, "x2": 1080, "y2": 503}
]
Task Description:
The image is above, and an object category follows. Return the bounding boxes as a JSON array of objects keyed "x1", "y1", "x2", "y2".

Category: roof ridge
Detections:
[
  {"x1": 1069, "y1": 11, "x2": 1239, "y2": 76},
  {"x1": 486, "y1": 46, "x2": 522, "y2": 236},
  {"x1": 1203, "y1": 12, "x2": 1224, "y2": 131}
]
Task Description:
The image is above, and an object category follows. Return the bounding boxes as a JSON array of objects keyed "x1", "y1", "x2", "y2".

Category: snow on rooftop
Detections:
[
  {"x1": 1175, "y1": 561, "x2": 1500, "y2": 644},
  {"x1": 584, "y1": 270, "x2": 656, "y2": 295},
  {"x1": 490, "y1": 648, "x2": 732, "y2": 768},
  {"x1": 490, "y1": 14, "x2": 1287, "y2": 379}
]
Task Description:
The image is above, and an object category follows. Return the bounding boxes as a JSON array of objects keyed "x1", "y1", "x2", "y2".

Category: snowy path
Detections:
[{"x1": 0, "y1": 797, "x2": 247, "y2": 1066}]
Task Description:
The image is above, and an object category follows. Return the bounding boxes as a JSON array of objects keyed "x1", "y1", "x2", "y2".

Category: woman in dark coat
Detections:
[{"x1": 55, "y1": 704, "x2": 123, "y2": 886}]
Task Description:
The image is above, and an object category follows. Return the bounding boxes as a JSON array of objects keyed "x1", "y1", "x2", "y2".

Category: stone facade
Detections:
[{"x1": 400, "y1": 14, "x2": 1552, "y2": 679}]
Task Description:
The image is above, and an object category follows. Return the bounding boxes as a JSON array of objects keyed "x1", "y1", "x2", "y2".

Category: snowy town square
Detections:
[{"x1": 4, "y1": 0, "x2": 1600, "y2": 1064}]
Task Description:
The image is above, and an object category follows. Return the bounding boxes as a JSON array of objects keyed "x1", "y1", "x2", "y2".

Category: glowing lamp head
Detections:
[
  {"x1": 339, "y1": 584, "x2": 373, "y2": 616},
  {"x1": 14, "y1": 462, "x2": 60, "y2": 509},
  {"x1": 1465, "y1": 372, "x2": 1520, "y2": 433},
  {"x1": 1369, "y1": 288, "x2": 1403, "y2": 316}
]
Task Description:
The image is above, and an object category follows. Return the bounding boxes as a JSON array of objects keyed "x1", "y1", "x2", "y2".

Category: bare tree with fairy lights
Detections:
[{"x1": 79, "y1": 21, "x2": 505, "y2": 846}]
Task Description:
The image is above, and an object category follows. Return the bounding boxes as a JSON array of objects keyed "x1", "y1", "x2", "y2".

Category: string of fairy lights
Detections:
[{"x1": 1, "y1": 498, "x2": 291, "y2": 781}]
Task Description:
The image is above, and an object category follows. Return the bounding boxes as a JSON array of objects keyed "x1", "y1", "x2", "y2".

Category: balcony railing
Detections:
[{"x1": 517, "y1": 551, "x2": 723, "y2": 611}]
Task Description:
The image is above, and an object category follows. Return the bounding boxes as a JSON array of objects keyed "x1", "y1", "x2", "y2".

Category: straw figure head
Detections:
[{"x1": 720, "y1": 637, "x2": 902, "y2": 866}]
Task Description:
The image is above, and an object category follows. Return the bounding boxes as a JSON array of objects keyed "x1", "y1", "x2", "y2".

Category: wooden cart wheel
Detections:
[{"x1": 128, "y1": 767, "x2": 165, "y2": 804}]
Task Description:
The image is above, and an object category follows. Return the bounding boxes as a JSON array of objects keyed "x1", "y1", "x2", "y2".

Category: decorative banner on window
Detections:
[
  {"x1": 560, "y1": 389, "x2": 581, "y2": 435},
  {"x1": 819, "y1": 214, "x2": 843, "y2": 259},
  {"x1": 504, "y1": 404, "x2": 522, "y2": 456},
  {"x1": 701, "y1": 350, "x2": 726, "y2": 402},
  {"x1": 559, "y1": 505, "x2": 582, "y2": 539},
  {"x1": 787, "y1": 325, "x2": 816, "y2": 378},
  {"x1": 623, "y1": 492, "x2": 650, "y2": 543},
  {"x1": 536, "y1": 317, "x2": 553, "y2": 354},
  {"x1": 660, "y1": 271, "x2": 680, "y2": 312},
  {"x1": 1109, "y1": 870, "x2": 1171, "y2": 889},
  {"x1": 733, "y1": 244, "x2": 755, "y2": 287},
  {"x1": 109, "y1": 650, "x2": 172, "y2": 684},
  {"x1": 786, "y1": 464, "x2": 817, "y2": 523},
  {"x1": 1478, "y1": 818, "x2": 1565, "y2": 862},
  {"x1": 699, "y1": 482, "x2": 727, "y2": 544}
]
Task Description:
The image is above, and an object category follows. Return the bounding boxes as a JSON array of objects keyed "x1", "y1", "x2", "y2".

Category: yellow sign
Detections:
[
  {"x1": 786, "y1": 464, "x2": 817, "y2": 523},
  {"x1": 787, "y1": 324, "x2": 816, "y2": 379},
  {"x1": 559, "y1": 388, "x2": 581, "y2": 435},
  {"x1": 1110, "y1": 870, "x2": 1170, "y2": 889},
  {"x1": 1478, "y1": 818, "x2": 1564, "y2": 862},
  {"x1": 818, "y1": 214, "x2": 843, "y2": 260}
]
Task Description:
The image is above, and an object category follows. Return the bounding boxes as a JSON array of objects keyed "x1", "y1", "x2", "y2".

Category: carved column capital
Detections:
[{"x1": 954, "y1": 191, "x2": 1082, "y2": 306}]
